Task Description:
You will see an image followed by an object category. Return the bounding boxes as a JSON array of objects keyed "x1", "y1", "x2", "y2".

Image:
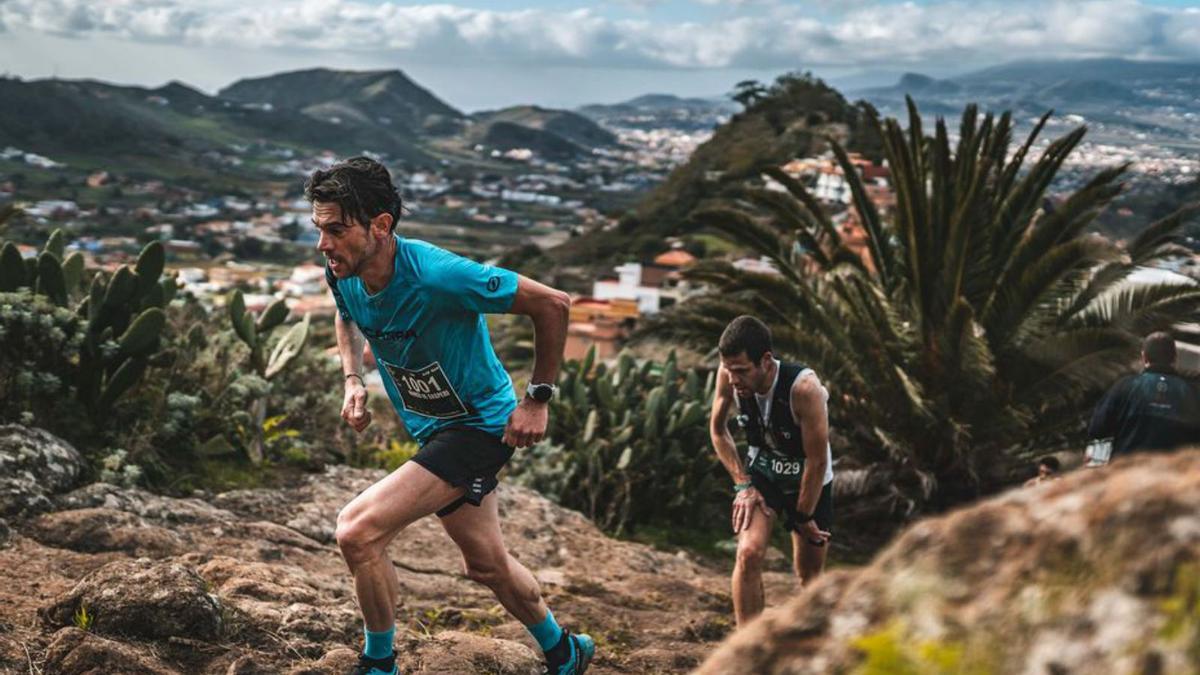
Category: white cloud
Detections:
[{"x1": 0, "y1": 0, "x2": 1197, "y2": 71}]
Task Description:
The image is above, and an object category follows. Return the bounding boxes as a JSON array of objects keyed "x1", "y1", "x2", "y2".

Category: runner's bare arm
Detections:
[
  {"x1": 335, "y1": 312, "x2": 371, "y2": 432},
  {"x1": 791, "y1": 371, "x2": 829, "y2": 519},
  {"x1": 503, "y1": 275, "x2": 570, "y2": 447},
  {"x1": 335, "y1": 312, "x2": 365, "y2": 377},
  {"x1": 508, "y1": 275, "x2": 570, "y2": 387},
  {"x1": 714, "y1": 366, "x2": 769, "y2": 533},
  {"x1": 709, "y1": 366, "x2": 750, "y2": 485}
]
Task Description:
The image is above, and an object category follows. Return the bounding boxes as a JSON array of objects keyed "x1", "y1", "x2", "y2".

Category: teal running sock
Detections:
[
  {"x1": 526, "y1": 609, "x2": 564, "y2": 652},
  {"x1": 364, "y1": 625, "x2": 396, "y2": 660}
]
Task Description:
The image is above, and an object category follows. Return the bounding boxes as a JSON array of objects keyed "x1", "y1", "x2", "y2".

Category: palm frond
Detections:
[
  {"x1": 988, "y1": 236, "x2": 1118, "y2": 352},
  {"x1": 758, "y1": 166, "x2": 841, "y2": 244},
  {"x1": 1127, "y1": 202, "x2": 1200, "y2": 264},
  {"x1": 1012, "y1": 327, "x2": 1137, "y2": 403},
  {"x1": 985, "y1": 124, "x2": 1089, "y2": 306},
  {"x1": 1072, "y1": 281, "x2": 1200, "y2": 336}
]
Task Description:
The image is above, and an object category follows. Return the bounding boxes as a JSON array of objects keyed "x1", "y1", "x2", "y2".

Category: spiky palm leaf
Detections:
[{"x1": 643, "y1": 98, "x2": 1200, "y2": 511}]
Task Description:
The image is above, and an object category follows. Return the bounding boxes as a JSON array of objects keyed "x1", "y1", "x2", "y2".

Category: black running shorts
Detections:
[
  {"x1": 748, "y1": 469, "x2": 834, "y2": 535},
  {"x1": 410, "y1": 426, "x2": 515, "y2": 517}
]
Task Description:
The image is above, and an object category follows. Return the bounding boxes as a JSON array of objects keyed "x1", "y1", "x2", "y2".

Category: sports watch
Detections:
[{"x1": 525, "y1": 382, "x2": 558, "y2": 403}]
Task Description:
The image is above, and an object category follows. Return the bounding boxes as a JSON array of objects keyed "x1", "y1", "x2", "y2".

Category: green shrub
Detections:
[{"x1": 0, "y1": 290, "x2": 85, "y2": 425}]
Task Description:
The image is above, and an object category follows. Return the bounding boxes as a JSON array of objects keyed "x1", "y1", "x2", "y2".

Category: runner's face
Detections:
[
  {"x1": 313, "y1": 202, "x2": 377, "y2": 278},
  {"x1": 720, "y1": 351, "x2": 772, "y2": 397}
]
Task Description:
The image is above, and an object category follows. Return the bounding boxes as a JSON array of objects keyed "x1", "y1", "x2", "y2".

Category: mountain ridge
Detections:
[{"x1": 218, "y1": 67, "x2": 466, "y2": 137}]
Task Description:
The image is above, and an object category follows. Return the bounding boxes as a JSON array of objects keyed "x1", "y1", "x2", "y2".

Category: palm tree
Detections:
[{"x1": 644, "y1": 99, "x2": 1200, "y2": 517}]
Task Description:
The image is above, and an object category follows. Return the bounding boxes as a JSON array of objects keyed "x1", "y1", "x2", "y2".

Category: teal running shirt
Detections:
[{"x1": 326, "y1": 236, "x2": 519, "y2": 444}]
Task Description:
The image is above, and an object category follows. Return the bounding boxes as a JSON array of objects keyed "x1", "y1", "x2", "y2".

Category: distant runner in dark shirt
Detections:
[
  {"x1": 1088, "y1": 332, "x2": 1200, "y2": 458},
  {"x1": 1024, "y1": 455, "x2": 1061, "y2": 487}
]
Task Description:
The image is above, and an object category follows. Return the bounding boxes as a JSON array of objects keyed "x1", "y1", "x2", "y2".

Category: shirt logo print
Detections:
[
  {"x1": 487, "y1": 276, "x2": 501, "y2": 292},
  {"x1": 361, "y1": 326, "x2": 418, "y2": 343}
]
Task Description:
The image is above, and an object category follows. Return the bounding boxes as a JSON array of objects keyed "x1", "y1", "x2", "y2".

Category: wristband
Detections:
[
  {"x1": 733, "y1": 482, "x2": 752, "y2": 493},
  {"x1": 344, "y1": 373, "x2": 364, "y2": 386}
]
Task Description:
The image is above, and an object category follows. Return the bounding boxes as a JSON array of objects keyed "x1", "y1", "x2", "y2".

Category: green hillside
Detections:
[
  {"x1": 472, "y1": 105, "x2": 618, "y2": 149},
  {"x1": 219, "y1": 68, "x2": 465, "y2": 137},
  {"x1": 0, "y1": 76, "x2": 432, "y2": 171},
  {"x1": 546, "y1": 72, "x2": 884, "y2": 269}
]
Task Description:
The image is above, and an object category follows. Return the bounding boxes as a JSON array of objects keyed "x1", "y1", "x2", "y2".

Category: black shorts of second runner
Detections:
[
  {"x1": 410, "y1": 426, "x2": 515, "y2": 517},
  {"x1": 748, "y1": 470, "x2": 834, "y2": 534}
]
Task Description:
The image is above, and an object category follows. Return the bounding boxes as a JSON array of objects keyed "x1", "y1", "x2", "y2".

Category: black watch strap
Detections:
[
  {"x1": 787, "y1": 510, "x2": 814, "y2": 532},
  {"x1": 526, "y1": 382, "x2": 557, "y2": 402}
]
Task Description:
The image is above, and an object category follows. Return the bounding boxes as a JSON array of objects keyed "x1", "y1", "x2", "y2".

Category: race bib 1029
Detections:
[{"x1": 751, "y1": 447, "x2": 804, "y2": 485}]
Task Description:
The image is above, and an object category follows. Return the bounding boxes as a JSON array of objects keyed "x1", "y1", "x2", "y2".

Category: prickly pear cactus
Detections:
[
  {"x1": 225, "y1": 289, "x2": 311, "y2": 463},
  {"x1": 0, "y1": 242, "x2": 26, "y2": 292},
  {"x1": 227, "y1": 291, "x2": 309, "y2": 380},
  {"x1": 74, "y1": 239, "x2": 174, "y2": 414},
  {"x1": 512, "y1": 345, "x2": 722, "y2": 534},
  {"x1": 0, "y1": 231, "x2": 175, "y2": 415}
]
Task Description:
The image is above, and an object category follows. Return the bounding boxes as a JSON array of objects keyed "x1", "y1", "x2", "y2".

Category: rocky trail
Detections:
[
  {"x1": 5, "y1": 424, "x2": 1199, "y2": 674},
  {"x1": 0, "y1": 425, "x2": 797, "y2": 674}
]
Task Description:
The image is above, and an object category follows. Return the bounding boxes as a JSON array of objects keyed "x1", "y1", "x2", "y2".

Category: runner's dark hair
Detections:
[
  {"x1": 305, "y1": 156, "x2": 403, "y2": 232},
  {"x1": 1143, "y1": 331, "x2": 1176, "y2": 368},
  {"x1": 719, "y1": 315, "x2": 773, "y2": 363}
]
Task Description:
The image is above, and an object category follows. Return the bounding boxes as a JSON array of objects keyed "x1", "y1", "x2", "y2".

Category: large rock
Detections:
[
  {"x1": 211, "y1": 464, "x2": 369, "y2": 543},
  {"x1": 43, "y1": 627, "x2": 181, "y2": 675},
  {"x1": 697, "y1": 448, "x2": 1200, "y2": 674},
  {"x1": 40, "y1": 559, "x2": 223, "y2": 642},
  {"x1": 198, "y1": 556, "x2": 358, "y2": 652},
  {"x1": 54, "y1": 482, "x2": 234, "y2": 524},
  {"x1": 28, "y1": 507, "x2": 187, "y2": 557},
  {"x1": 0, "y1": 425, "x2": 86, "y2": 518}
]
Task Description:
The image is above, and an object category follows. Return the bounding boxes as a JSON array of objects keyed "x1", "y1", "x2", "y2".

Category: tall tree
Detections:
[{"x1": 731, "y1": 80, "x2": 768, "y2": 109}]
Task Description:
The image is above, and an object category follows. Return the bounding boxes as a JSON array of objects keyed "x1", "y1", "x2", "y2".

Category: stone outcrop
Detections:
[
  {"x1": 28, "y1": 508, "x2": 189, "y2": 557},
  {"x1": 40, "y1": 558, "x2": 224, "y2": 641},
  {"x1": 43, "y1": 627, "x2": 181, "y2": 675},
  {"x1": 698, "y1": 448, "x2": 1200, "y2": 674},
  {"x1": 0, "y1": 425, "x2": 87, "y2": 518}
]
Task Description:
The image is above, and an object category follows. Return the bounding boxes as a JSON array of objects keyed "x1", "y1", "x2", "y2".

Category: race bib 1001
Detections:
[{"x1": 381, "y1": 360, "x2": 471, "y2": 419}]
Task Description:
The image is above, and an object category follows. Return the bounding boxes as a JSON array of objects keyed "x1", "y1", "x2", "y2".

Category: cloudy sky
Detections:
[{"x1": 1, "y1": 0, "x2": 1198, "y2": 111}]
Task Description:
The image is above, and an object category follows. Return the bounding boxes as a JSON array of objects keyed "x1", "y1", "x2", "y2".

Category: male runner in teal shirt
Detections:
[{"x1": 309, "y1": 157, "x2": 594, "y2": 675}]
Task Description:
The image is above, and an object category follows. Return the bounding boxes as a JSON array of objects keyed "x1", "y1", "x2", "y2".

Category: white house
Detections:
[{"x1": 592, "y1": 262, "x2": 662, "y2": 314}]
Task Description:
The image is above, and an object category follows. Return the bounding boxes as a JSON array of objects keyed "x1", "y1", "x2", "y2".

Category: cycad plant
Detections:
[{"x1": 645, "y1": 99, "x2": 1200, "y2": 514}]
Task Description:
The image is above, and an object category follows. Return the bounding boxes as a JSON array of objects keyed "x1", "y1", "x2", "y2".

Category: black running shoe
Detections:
[
  {"x1": 350, "y1": 653, "x2": 398, "y2": 675},
  {"x1": 544, "y1": 629, "x2": 595, "y2": 675}
]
